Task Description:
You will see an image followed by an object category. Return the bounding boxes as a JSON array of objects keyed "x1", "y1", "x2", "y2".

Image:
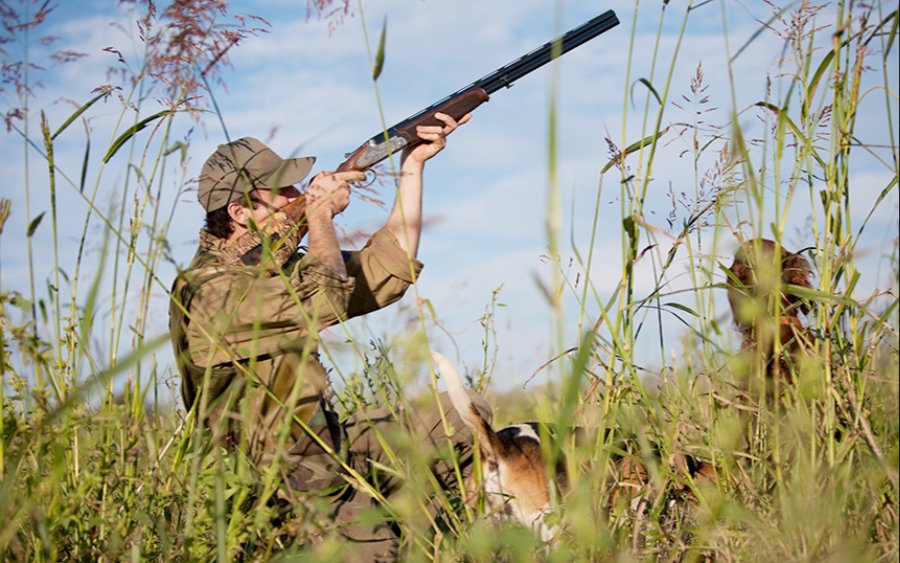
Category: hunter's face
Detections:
[{"x1": 249, "y1": 185, "x2": 300, "y2": 218}]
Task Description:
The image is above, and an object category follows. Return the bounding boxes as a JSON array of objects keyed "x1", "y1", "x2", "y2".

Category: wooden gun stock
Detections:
[
  {"x1": 338, "y1": 87, "x2": 490, "y2": 172},
  {"x1": 277, "y1": 193, "x2": 309, "y2": 243}
]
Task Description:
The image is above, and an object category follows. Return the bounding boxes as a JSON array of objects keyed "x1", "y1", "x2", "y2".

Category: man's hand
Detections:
[
  {"x1": 305, "y1": 170, "x2": 365, "y2": 217},
  {"x1": 403, "y1": 112, "x2": 471, "y2": 164},
  {"x1": 304, "y1": 170, "x2": 363, "y2": 280},
  {"x1": 385, "y1": 112, "x2": 473, "y2": 258}
]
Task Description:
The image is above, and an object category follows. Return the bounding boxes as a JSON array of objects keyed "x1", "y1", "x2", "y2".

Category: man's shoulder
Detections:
[{"x1": 175, "y1": 260, "x2": 257, "y2": 300}]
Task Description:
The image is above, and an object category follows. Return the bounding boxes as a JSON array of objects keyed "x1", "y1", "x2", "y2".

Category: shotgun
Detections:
[
  {"x1": 339, "y1": 9, "x2": 619, "y2": 172},
  {"x1": 245, "y1": 10, "x2": 619, "y2": 264}
]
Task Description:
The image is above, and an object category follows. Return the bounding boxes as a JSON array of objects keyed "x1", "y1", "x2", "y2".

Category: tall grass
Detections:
[{"x1": 1, "y1": 0, "x2": 898, "y2": 561}]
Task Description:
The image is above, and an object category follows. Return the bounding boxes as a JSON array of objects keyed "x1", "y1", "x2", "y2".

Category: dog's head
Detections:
[
  {"x1": 432, "y1": 353, "x2": 560, "y2": 541},
  {"x1": 727, "y1": 238, "x2": 815, "y2": 382},
  {"x1": 727, "y1": 238, "x2": 813, "y2": 334}
]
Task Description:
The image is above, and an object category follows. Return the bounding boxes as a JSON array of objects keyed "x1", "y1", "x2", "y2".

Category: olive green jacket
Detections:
[{"x1": 169, "y1": 228, "x2": 422, "y2": 463}]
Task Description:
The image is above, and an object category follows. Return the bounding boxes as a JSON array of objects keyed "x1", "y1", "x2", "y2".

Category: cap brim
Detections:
[{"x1": 269, "y1": 156, "x2": 316, "y2": 188}]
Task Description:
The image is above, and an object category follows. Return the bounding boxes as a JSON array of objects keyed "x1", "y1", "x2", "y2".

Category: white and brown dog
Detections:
[
  {"x1": 432, "y1": 352, "x2": 717, "y2": 542},
  {"x1": 432, "y1": 352, "x2": 564, "y2": 541}
]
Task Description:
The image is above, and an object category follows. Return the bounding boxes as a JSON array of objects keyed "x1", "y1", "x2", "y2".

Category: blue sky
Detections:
[{"x1": 1, "y1": 0, "x2": 897, "y2": 396}]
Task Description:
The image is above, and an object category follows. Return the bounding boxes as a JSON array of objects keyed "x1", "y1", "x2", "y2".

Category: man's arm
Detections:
[
  {"x1": 384, "y1": 111, "x2": 470, "y2": 258},
  {"x1": 304, "y1": 170, "x2": 364, "y2": 279}
]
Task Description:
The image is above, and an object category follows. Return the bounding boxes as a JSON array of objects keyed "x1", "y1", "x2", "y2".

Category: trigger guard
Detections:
[{"x1": 350, "y1": 169, "x2": 378, "y2": 189}]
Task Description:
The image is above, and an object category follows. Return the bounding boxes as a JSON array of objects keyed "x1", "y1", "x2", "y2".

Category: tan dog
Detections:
[{"x1": 432, "y1": 352, "x2": 715, "y2": 542}]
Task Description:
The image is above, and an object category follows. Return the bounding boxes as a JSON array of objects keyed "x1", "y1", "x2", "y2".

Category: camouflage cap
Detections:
[{"x1": 198, "y1": 137, "x2": 315, "y2": 212}]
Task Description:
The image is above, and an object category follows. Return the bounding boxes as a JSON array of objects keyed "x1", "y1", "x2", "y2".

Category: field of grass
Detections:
[{"x1": 1, "y1": 0, "x2": 898, "y2": 561}]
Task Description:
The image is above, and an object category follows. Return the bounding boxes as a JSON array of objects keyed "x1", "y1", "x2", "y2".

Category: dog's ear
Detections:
[{"x1": 432, "y1": 352, "x2": 500, "y2": 459}]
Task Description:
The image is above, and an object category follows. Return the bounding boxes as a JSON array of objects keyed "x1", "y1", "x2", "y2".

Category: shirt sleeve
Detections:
[
  {"x1": 186, "y1": 259, "x2": 356, "y2": 367},
  {"x1": 344, "y1": 228, "x2": 424, "y2": 318}
]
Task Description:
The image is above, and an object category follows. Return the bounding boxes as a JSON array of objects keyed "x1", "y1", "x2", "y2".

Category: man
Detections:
[{"x1": 169, "y1": 112, "x2": 489, "y2": 560}]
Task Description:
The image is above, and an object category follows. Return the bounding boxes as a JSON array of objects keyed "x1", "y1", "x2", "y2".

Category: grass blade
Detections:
[
  {"x1": 51, "y1": 91, "x2": 111, "y2": 141},
  {"x1": 102, "y1": 109, "x2": 173, "y2": 163},
  {"x1": 602, "y1": 127, "x2": 670, "y2": 173},
  {"x1": 373, "y1": 16, "x2": 387, "y2": 81},
  {"x1": 631, "y1": 77, "x2": 662, "y2": 108},
  {"x1": 26, "y1": 211, "x2": 45, "y2": 238}
]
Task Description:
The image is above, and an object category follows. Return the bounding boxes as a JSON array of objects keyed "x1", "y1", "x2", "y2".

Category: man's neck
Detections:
[{"x1": 225, "y1": 224, "x2": 248, "y2": 246}]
